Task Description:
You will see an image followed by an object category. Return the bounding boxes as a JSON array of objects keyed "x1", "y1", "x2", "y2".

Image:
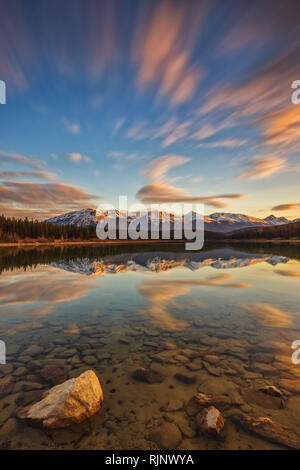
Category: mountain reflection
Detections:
[{"x1": 49, "y1": 248, "x2": 290, "y2": 276}]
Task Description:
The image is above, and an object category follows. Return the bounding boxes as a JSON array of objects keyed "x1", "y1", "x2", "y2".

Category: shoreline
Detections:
[
  {"x1": 0, "y1": 239, "x2": 186, "y2": 247},
  {"x1": 0, "y1": 238, "x2": 299, "y2": 247}
]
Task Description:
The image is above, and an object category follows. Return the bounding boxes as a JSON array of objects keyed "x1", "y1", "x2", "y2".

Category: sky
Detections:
[{"x1": 0, "y1": 0, "x2": 300, "y2": 220}]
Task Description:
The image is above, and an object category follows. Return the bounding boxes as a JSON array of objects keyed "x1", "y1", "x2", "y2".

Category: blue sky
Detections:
[{"x1": 0, "y1": 0, "x2": 300, "y2": 219}]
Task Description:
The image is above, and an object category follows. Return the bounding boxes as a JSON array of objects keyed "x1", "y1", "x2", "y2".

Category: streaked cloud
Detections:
[
  {"x1": 162, "y1": 121, "x2": 191, "y2": 147},
  {"x1": 0, "y1": 150, "x2": 45, "y2": 170},
  {"x1": 0, "y1": 170, "x2": 57, "y2": 181},
  {"x1": 133, "y1": 0, "x2": 207, "y2": 106},
  {"x1": 0, "y1": 181, "x2": 99, "y2": 219},
  {"x1": 136, "y1": 183, "x2": 244, "y2": 208},
  {"x1": 112, "y1": 118, "x2": 125, "y2": 135},
  {"x1": 138, "y1": 155, "x2": 245, "y2": 208},
  {"x1": 237, "y1": 156, "x2": 286, "y2": 180},
  {"x1": 141, "y1": 155, "x2": 190, "y2": 183},
  {"x1": 271, "y1": 203, "x2": 300, "y2": 211},
  {"x1": 204, "y1": 138, "x2": 247, "y2": 149}
]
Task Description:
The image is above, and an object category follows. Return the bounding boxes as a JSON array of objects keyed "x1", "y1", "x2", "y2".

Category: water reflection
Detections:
[{"x1": 0, "y1": 243, "x2": 300, "y2": 450}]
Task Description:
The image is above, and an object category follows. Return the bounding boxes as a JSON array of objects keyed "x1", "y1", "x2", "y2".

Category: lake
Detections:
[{"x1": 0, "y1": 242, "x2": 300, "y2": 449}]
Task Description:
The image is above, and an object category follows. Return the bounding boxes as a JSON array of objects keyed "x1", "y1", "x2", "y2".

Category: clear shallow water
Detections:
[{"x1": 0, "y1": 243, "x2": 300, "y2": 449}]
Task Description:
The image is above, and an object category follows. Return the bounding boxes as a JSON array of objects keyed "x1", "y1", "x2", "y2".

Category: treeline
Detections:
[
  {"x1": 0, "y1": 214, "x2": 97, "y2": 242},
  {"x1": 229, "y1": 221, "x2": 300, "y2": 240}
]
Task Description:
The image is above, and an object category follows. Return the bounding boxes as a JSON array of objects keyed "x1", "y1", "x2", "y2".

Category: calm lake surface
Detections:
[{"x1": 0, "y1": 242, "x2": 300, "y2": 449}]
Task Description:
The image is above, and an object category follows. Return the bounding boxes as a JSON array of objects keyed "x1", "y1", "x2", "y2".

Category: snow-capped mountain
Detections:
[
  {"x1": 45, "y1": 208, "x2": 297, "y2": 233},
  {"x1": 264, "y1": 215, "x2": 289, "y2": 225},
  {"x1": 203, "y1": 212, "x2": 270, "y2": 233},
  {"x1": 45, "y1": 208, "x2": 98, "y2": 227}
]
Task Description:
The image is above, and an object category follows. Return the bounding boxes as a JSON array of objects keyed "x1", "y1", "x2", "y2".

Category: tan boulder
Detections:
[{"x1": 19, "y1": 370, "x2": 103, "y2": 429}]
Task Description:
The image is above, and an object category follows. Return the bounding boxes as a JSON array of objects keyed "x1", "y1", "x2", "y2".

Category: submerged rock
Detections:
[
  {"x1": 40, "y1": 367, "x2": 65, "y2": 385},
  {"x1": 150, "y1": 422, "x2": 182, "y2": 449},
  {"x1": 186, "y1": 393, "x2": 231, "y2": 416},
  {"x1": 132, "y1": 368, "x2": 163, "y2": 384},
  {"x1": 196, "y1": 406, "x2": 225, "y2": 438},
  {"x1": 18, "y1": 370, "x2": 103, "y2": 429},
  {"x1": 279, "y1": 379, "x2": 300, "y2": 394},
  {"x1": 259, "y1": 385, "x2": 283, "y2": 398},
  {"x1": 0, "y1": 376, "x2": 14, "y2": 397},
  {"x1": 203, "y1": 362, "x2": 221, "y2": 377},
  {"x1": 232, "y1": 413, "x2": 300, "y2": 450},
  {"x1": 252, "y1": 363, "x2": 277, "y2": 376},
  {"x1": 242, "y1": 387, "x2": 284, "y2": 410},
  {"x1": 174, "y1": 373, "x2": 196, "y2": 384},
  {"x1": 166, "y1": 399, "x2": 183, "y2": 412},
  {"x1": 23, "y1": 345, "x2": 44, "y2": 356}
]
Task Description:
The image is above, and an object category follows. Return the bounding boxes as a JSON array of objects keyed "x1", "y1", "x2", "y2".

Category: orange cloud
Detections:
[
  {"x1": 256, "y1": 106, "x2": 300, "y2": 149},
  {"x1": 0, "y1": 181, "x2": 99, "y2": 219},
  {"x1": 133, "y1": 0, "x2": 207, "y2": 105},
  {"x1": 136, "y1": 183, "x2": 244, "y2": 208},
  {"x1": 141, "y1": 155, "x2": 190, "y2": 183},
  {"x1": 0, "y1": 170, "x2": 57, "y2": 181},
  {"x1": 0, "y1": 150, "x2": 45, "y2": 170},
  {"x1": 272, "y1": 203, "x2": 299, "y2": 211},
  {"x1": 237, "y1": 156, "x2": 286, "y2": 180}
]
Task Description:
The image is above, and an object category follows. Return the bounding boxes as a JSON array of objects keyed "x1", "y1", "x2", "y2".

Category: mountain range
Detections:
[{"x1": 45, "y1": 208, "x2": 300, "y2": 233}]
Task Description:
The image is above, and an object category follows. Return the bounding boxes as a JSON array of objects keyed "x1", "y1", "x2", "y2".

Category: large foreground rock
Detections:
[
  {"x1": 232, "y1": 413, "x2": 300, "y2": 450},
  {"x1": 19, "y1": 370, "x2": 103, "y2": 429}
]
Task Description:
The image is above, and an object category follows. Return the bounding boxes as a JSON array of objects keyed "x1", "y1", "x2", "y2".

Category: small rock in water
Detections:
[
  {"x1": 14, "y1": 367, "x2": 27, "y2": 377},
  {"x1": 174, "y1": 373, "x2": 196, "y2": 384},
  {"x1": 259, "y1": 385, "x2": 283, "y2": 398},
  {"x1": 203, "y1": 355, "x2": 220, "y2": 365},
  {"x1": 41, "y1": 367, "x2": 65, "y2": 385},
  {"x1": 18, "y1": 370, "x2": 103, "y2": 429},
  {"x1": 203, "y1": 362, "x2": 221, "y2": 377},
  {"x1": 186, "y1": 393, "x2": 231, "y2": 416},
  {"x1": 83, "y1": 355, "x2": 97, "y2": 365},
  {"x1": 150, "y1": 422, "x2": 182, "y2": 449},
  {"x1": 196, "y1": 406, "x2": 225, "y2": 438},
  {"x1": 0, "y1": 376, "x2": 14, "y2": 397},
  {"x1": 186, "y1": 358, "x2": 203, "y2": 371},
  {"x1": 166, "y1": 399, "x2": 183, "y2": 412},
  {"x1": 23, "y1": 345, "x2": 44, "y2": 356},
  {"x1": 132, "y1": 368, "x2": 163, "y2": 384}
]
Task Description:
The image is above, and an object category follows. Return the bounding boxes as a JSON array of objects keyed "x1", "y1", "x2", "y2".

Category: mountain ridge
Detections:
[{"x1": 45, "y1": 208, "x2": 299, "y2": 233}]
